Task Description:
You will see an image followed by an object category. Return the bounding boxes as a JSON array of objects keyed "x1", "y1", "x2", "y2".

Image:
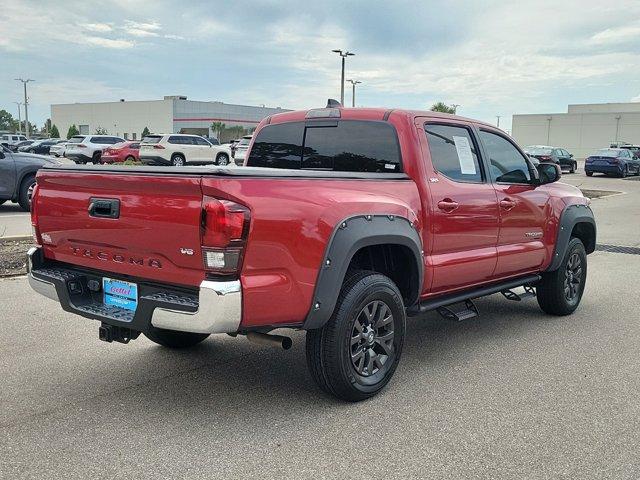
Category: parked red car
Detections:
[
  {"x1": 28, "y1": 103, "x2": 596, "y2": 401},
  {"x1": 100, "y1": 141, "x2": 140, "y2": 164}
]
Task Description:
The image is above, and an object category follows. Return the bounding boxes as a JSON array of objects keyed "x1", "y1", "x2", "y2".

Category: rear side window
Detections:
[
  {"x1": 193, "y1": 137, "x2": 210, "y2": 146},
  {"x1": 424, "y1": 124, "x2": 483, "y2": 182},
  {"x1": 168, "y1": 135, "x2": 190, "y2": 145},
  {"x1": 247, "y1": 120, "x2": 402, "y2": 172}
]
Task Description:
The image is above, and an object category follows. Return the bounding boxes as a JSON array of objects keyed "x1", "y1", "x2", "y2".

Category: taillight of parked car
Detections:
[
  {"x1": 30, "y1": 184, "x2": 42, "y2": 246},
  {"x1": 153, "y1": 144, "x2": 165, "y2": 149},
  {"x1": 538, "y1": 155, "x2": 552, "y2": 161},
  {"x1": 200, "y1": 197, "x2": 250, "y2": 275}
]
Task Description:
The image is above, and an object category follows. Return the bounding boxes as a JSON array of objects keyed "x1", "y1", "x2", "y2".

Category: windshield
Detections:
[
  {"x1": 525, "y1": 147, "x2": 553, "y2": 155},
  {"x1": 594, "y1": 149, "x2": 619, "y2": 158}
]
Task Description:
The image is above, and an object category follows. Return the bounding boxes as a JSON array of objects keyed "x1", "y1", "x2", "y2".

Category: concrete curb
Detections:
[{"x1": 0, "y1": 235, "x2": 32, "y2": 244}]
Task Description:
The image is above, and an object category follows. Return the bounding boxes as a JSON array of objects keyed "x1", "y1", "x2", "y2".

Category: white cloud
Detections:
[
  {"x1": 83, "y1": 22, "x2": 113, "y2": 33},
  {"x1": 85, "y1": 36, "x2": 134, "y2": 49},
  {"x1": 590, "y1": 23, "x2": 640, "y2": 45}
]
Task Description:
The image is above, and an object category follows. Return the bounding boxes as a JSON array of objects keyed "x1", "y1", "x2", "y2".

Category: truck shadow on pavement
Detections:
[{"x1": 60, "y1": 294, "x2": 553, "y2": 418}]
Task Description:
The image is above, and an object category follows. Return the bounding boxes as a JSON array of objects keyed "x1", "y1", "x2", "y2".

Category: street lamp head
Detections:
[
  {"x1": 346, "y1": 51, "x2": 355, "y2": 56},
  {"x1": 332, "y1": 49, "x2": 342, "y2": 54}
]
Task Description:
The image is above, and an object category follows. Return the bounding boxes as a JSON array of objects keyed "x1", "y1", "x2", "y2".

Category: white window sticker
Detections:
[{"x1": 452, "y1": 135, "x2": 476, "y2": 175}]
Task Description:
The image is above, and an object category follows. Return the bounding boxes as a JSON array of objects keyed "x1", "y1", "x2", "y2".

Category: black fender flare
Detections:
[
  {"x1": 302, "y1": 214, "x2": 423, "y2": 330},
  {"x1": 547, "y1": 204, "x2": 596, "y2": 271}
]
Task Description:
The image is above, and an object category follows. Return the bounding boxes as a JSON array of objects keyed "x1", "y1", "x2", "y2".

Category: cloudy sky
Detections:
[{"x1": 2, "y1": 0, "x2": 640, "y2": 132}]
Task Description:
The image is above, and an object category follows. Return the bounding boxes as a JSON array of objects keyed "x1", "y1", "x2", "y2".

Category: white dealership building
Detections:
[
  {"x1": 512, "y1": 102, "x2": 640, "y2": 159},
  {"x1": 51, "y1": 96, "x2": 288, "y2": 141}
]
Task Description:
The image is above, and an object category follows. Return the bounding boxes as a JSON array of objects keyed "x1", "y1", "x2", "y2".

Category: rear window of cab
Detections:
[{"x1": 247, "y1": 120, "x2": 402, "y2": 172}]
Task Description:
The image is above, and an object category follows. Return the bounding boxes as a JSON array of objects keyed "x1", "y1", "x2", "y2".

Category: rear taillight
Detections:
[
  {"x1": 153, "y1": 144, "x2": 165, "y2": 149},
  {"x1": 201, "y1": 197, "x2": 250, "y2": 275},
  {"x1": 539, "y1": 155, "x2": 551, "y2": 161},
  {"x1": 30, "y1": 184, "x2": 41, "y2": 246},
  {"x1": 76, "y1": 144, "x2": 86, "y2": 148}
]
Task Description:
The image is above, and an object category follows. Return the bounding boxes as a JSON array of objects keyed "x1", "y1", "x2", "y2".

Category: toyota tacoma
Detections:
[{"x1": 27, "y1": 103, "x2": 596, "y2": 401}]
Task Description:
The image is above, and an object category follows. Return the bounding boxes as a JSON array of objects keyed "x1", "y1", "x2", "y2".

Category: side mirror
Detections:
[
  {"x1": 536, "y1": 162, "x2": 561, "y2": 185},
  {"x1": 569, "y1": 153, "x2": 574, "y2": 158}
]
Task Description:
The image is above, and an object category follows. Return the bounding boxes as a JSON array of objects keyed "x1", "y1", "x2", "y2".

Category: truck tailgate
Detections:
[{"x1": 34, "y1": 170, "x2": 205, "y2": 287}]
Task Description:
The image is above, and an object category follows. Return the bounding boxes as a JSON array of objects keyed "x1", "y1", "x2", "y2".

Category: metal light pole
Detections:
[
  {"x1": 332, "y1": 50, "x2": 355, "y2": 105},
  {"x1": 14, "y1": 102, "x2": 23, "y2": 135},
  {"x1": 347, "y1": 79, "x2": 361, "y2": 107},
  {"x1": 615, "y1": 115, "x2": 621, "y2": 142},
  {"x1": 496, "y1": 115, "x2": 501, "y2": 128},
  {"x1": 15, "y1": 78, "x2": 34, "y2": 138},
  {"x1": 546, "y1": 116, "x2": 552, "y2": 144}
]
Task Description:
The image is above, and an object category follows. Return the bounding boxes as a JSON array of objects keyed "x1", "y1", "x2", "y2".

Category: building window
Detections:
[
  {"x1": 132, "y1": 133, "x2": 137, "y2": 140},
  {"x1": 79, "y1": 125, "x2": 89, "y2": 135},
  {"x1": 124, "y1": 133, "x2": 129, "y2": 140}
]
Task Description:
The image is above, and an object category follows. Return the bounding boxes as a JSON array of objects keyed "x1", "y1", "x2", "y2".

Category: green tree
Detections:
[
  {"x1": 430, "y1": 102, "x2": 457, "y2": 114},
  {"x1": 67, "y1": 124, "x2": 80, "y2": 139},
  {"x1": 50, "y1": 124, "x2": 60, "y2": 138},
  {"x1": 210, "y1": 121, "x2": 226, "y2": 141},
  {"x1": 141, "y1": 126, "x2": 150, "y2": 138},
  {"x1": 95, "y1": 126, "x2": 108, "y2": 134},
  {"x1": 0, "y1": 109, "x2": 15, "y2": 131}
]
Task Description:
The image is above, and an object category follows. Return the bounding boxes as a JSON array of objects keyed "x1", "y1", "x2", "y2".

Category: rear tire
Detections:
[
  {"x1": 18, "y1": 175, "x2": 36, "y2": 211},
  {"x1": 585, "y1": 171, "x2": 593, "y2": 177},
  {"x1": 216, "y1": 153, "x2": 230, "y2": 166},
  {"x1": 125, "y1": 155, "x2": 135, "y2": 163},
  {"x1": 537, "y1": 238, "x2": 587, "y2": 316},
  {"x1": 171, "y1": 154, "x2": 185, "y2": 166},
  {"x1": 144, "y1": 325, "x2": 209, "y2": 348},
  {"x1": 92, "y1": 152, "x2": 101, "y2": 164},
  {"x1": 305, "y1": 271, "x2": 406, "y2": 401},
  {"x1": 621, "y1": 165, "x2": 628, "y2": 178},
  {"x1": 570, "y1": 162, "x2": 576, "y2": 173}
]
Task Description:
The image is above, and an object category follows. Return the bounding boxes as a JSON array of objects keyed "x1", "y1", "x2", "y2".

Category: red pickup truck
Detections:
[{"x1": 27, "y1": 104, "x2": 596, "y2": 401}]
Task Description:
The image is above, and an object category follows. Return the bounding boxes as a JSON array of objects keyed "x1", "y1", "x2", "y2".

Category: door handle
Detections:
[
  {"x1": 500, "y1": 198, "x2": 516, "y2": 211},
  {"x1": 88, "y1": 198, "x2": 120, "y2": 219},
  {"x1": 437, "y1": 198, "x2": 459, "y2": 212}
]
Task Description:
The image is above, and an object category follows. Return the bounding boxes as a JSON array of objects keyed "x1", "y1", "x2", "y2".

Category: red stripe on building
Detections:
[{"x1": 173, "y1": 117, "x2": 261, "y2": 124}]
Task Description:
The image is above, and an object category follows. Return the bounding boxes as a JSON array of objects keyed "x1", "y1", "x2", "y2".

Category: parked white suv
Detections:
[
  {"x1": 139, "y1": 134, "x2": 232, "y2": 166},
  {"x1": 232, "y1": 135, "x2": 252, "y2": 166},
  {"x1": 1, "y1": 134, "x2": 27, "y2": 147},
  {"x1": 65, "y1": 135, "x2": 125, "y2": 164}
]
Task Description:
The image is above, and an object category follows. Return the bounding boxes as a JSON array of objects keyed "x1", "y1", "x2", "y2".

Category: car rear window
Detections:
[
  {"x1": 142, "y1": 135, "x2": 162, "y2": 144},
  {"x1": 247, "y1": 120, "x2": 402, "y2": 172},
  {"x1": 525, "y1": 147, "x2": 553, "y2": 155},
  {"x1": 68, "y1": 136, "x2": 85, "y2": 144},
  {"x1": 594, "y1": 149, "x2": 619, "y2": 158}
]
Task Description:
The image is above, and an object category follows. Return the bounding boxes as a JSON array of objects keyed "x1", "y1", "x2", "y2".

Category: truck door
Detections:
[
  {"x1": 0, "y1": 149, "x2": 17, "y2": 199},
  {"x1": 420, "y1": 120, "x2": 500, "y2": 294},
  {"x1": 477, "y1": 128, "x2": 548, "y2": 277}
]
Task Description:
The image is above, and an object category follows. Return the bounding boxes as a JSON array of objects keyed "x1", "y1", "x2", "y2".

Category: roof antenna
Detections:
[{"x1": 326, "y1": 98, "x2": 342, "y2": 108}]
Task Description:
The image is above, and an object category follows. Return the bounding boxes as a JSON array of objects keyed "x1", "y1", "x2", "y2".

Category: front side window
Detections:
[
  {"x1": 194, "y1": 136, "x2": 210, "y2": 146},
  {"x1": 480, "y1": 130, "x2": 531, "y2": 184},
  {"x1": 424, "y1": 124, "x2": 483, "y2": 182}
]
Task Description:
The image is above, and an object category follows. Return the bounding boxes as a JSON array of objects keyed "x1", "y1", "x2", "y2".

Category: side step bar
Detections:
[{"x1": 407, "y1": 274, "x2": 541, "y2": 317}]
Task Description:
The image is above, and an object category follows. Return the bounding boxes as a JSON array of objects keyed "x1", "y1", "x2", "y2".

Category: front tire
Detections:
[
  {"x1": 144, "y1": 325, "x2": 210, "y2": 348},
  {"x1": 18, "y1": 175, "x2": 36, "y2": 211},
  {"x1": 570, "y1": 162, "x2": 576, "y2": 173},
  {"x1": 306, "y1": 271, "x2": 406, "y2": 401},
  {"x1": 585, "y1": 171, "x2": 593, "y2": 177},
  {"x1": 537, "y1": 238, "x2": 587, "y2": 316}
]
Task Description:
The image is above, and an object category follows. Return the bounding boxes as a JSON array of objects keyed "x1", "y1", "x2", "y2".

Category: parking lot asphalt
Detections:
[
  {"x1": 0, "y1": 203, "x2": 30, "y2": 238},
  {"x1": 1, "y1": 250, "x2": 639, "y2": 479}
]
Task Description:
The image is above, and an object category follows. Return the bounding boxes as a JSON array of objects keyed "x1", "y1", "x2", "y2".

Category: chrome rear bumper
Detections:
[{"x1": 27, "y1": 247, "x2": 242, "y2": 335}]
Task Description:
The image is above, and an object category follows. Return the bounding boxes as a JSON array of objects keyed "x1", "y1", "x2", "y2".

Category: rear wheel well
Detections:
[
  {"x1": 171, "y1": 152, "x2": 185, "y2": 160},
  {"x1": 571, "y1": 222, "x2": 596, "y2": 254},
  {"x1": 347, "y1": 244, "x2": 419, "y2": 306}
]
